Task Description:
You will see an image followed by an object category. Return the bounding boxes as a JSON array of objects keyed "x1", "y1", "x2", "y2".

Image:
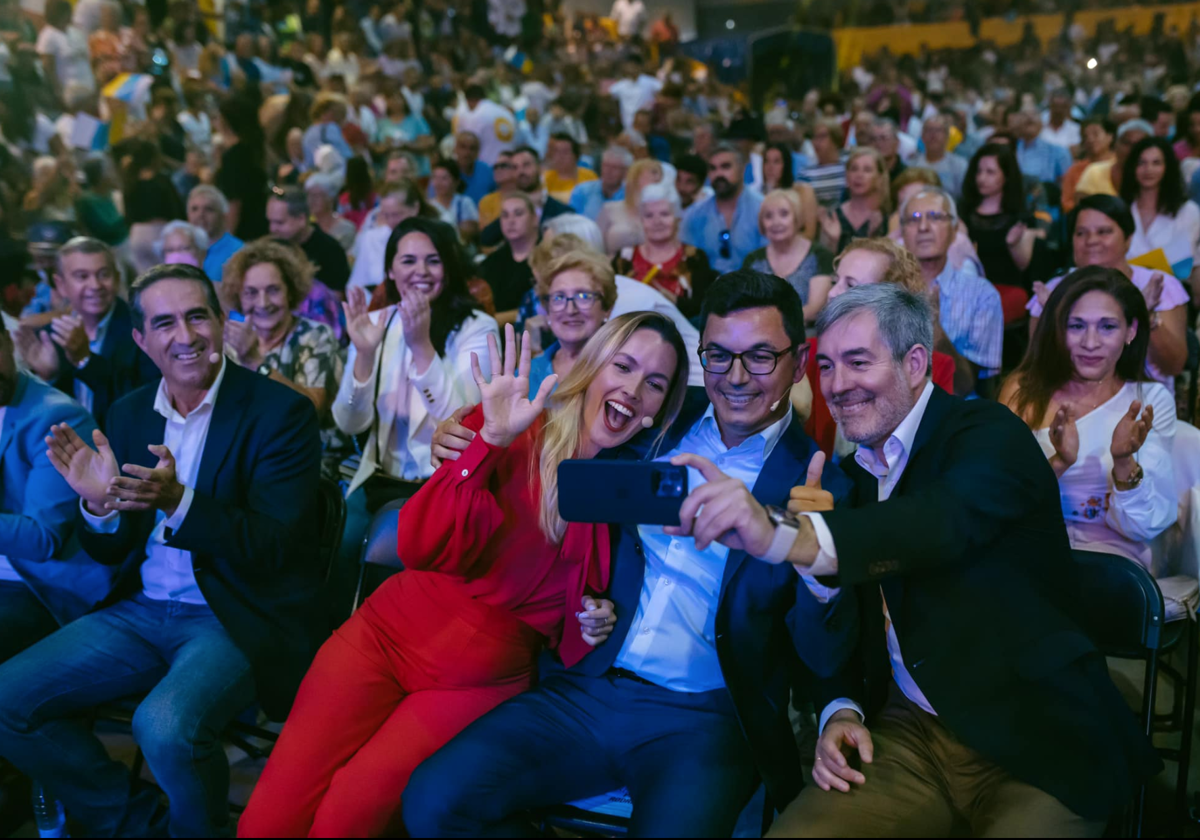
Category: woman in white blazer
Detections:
[{"x1": 334, "y1": 217, "x2": 498, "y2": 577}]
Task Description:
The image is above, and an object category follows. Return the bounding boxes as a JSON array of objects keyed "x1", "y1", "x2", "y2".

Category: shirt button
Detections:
[{"x1": 461, "y1": 469, "x2": 469, "y2": 477}]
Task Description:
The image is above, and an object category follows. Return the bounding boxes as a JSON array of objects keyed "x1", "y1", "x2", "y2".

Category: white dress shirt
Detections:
[
  {"x1": 805, "y1": 382, "x2": 939, "y2": 728},
  {"x1": 0, "y1": 406, "x2": 16, "y2": 582},
  {"x1": 81, "y1": 361, "x2": 230, "y2": 605},
  {"x1": 614, "y1": 405, "x2": 791, "y2": 692}
]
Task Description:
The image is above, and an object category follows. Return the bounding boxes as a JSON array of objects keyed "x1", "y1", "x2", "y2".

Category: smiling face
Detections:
[
  {"x1": 1135, "y1": 145, "x2": 1165, "y2": 192},
  {"x1": 240, "y1": 262, "x2": 291, "y2": 336},
  {"x1": 389, "y1": 231, "x2": 445, "y2": 300},
  {"x1": 828, "y1": 248, "x2": 892, "y2": 300},
  {"x1": 132, "y1": 278, "x2": 223, "y2": 392},
  {"x1": 900, "y1": 193, "x2": 953, "y2": 261},
  {"x1": 640, "y1": 199, "x2": 676, "y2": 244},
  {"x1": 761, "y1": 195, "x2": 799, "y2": 245},
  {"x1": 817, "y1": 310, "x2": 926, "y2": 449},
  {"x1": 701, "y1": 306, "x2": 805, "y2": 446},
  {"x1": 162, "y1": 229, "x2": 202, "y2": 266},
  {"x1": 582, "y1": 327, "x2": 678, "y2": 452},
  {"x1": 1073, "y1": 209, "x2": 1129, "y2": 269},
  {"x1": 56, "y1": 250, "x2": 117, "y2": 320},
  {"x1": 1066, "y1": 289, "x2": 1136, "y2": 382},
  {"x1": 546, "y1": 268, "x2": 610, "y2": 350}
]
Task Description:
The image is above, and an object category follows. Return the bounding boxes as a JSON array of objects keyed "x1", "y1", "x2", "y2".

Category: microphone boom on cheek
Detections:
[
  {"x1": 641, "y1": 416, "x2": 654, "y2": 428},
  {"x1": 209, "y1": 352, "x2": 221, "y2": 364}
]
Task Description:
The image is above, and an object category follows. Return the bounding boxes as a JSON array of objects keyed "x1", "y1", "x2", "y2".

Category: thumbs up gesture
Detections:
[{"x1": 787, "y1": 451, "x2": 835, "y2": 514}]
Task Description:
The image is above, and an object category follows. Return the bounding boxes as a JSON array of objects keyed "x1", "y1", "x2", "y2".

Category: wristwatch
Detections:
[
  {"x1": 761, "y1": 504, "x2": 801, "y2": 564},
  {"x1": 1112, "y1": 461, "x2": 1145, "y2": 492}
]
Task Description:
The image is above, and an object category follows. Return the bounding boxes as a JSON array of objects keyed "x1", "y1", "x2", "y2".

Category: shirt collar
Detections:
[
  {"x1": 855, "y1": 381, "x2": 935, "y2": 478},
  {"x1": 695, "y1": 400, "x2": 793, "y2": 462},
  {"x1": 934, "y1": 261, "x2": 959, "y2": 288},
  {"x1": 153, "y1": 358, "x2": 228, "y2": 423}
]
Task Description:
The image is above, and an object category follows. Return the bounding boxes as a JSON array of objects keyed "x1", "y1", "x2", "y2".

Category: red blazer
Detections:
[
  {"x1": 804, "y1": 337, "x2": 956, "y2": 457},
  {"x1": 397, "y1": 406, "x2": 610, "y2": 667}
]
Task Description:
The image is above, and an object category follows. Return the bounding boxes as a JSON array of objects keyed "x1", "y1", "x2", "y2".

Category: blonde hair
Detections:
[
  {"x1": 758, "y1": 189, "x2": 805, "y2": 237},
  {"x1": 530, "y1": 236, "x2": 618, "y2": 310},
  {"x1": 846, "y1": 146, "x2": 892, "y2": 214},
  {"x1": 534, "y1": 312, "x2": 689, "y2": 541},
  {"x1": 219, "y1": 238, "x2": 317, "y2": 311},
  {"x1": 890, "y1": 166, "x2": 941, "y2": 211},
  {"x1": 623, "y1": 159, "x2": 664, "y2": 213},
  {"x1": 833, "y1": 237, "x2": 924, "y2": 295}
]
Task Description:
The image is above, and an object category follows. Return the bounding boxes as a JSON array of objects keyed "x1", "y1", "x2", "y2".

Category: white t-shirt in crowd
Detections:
[
  {"x1": 456, "y1": 99, "x2": 517, "y2": 166},
  {"x1": 609, "y1": 74, "x2": 662, "y2": 132},
  {"x1": 36, "y1": 24, "x2": 95, "y2": 93},
  {"x1": 1040, "y1": 119, "x2": 1082, "y2": 150},
  {"x1": 610, "y1": 0, "x2": 647, "y2": 37}
]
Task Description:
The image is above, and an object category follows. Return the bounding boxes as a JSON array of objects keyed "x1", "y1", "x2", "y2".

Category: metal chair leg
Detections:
[{"x1": 1134, "y1": 649, "x2": 1160, "y2": 838}]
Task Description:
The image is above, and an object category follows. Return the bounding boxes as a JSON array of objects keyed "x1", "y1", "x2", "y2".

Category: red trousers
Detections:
[{"x1": 238, "y1": 572, "x2": 541, "y2": 838}]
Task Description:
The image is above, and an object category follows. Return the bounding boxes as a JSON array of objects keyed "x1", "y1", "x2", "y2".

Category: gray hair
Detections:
[
  {"x1": 816, "y1": 284, "x2": 933, "y2": 373},
  {"x1": 638, "y1": 182, "x2": 683, "y2": 218},
  {"x1": 899, "y1": 186, "x2": 958, "y2": 226},
  {"x1": 1117, "y1": 119, "x2": 1155, "y2": 140},
  {"x1": 708, "y1": 142, "x2": 743, "y2": 165},
  {"x1": 154, "y1": 221, "x2": 210, "y2": 261},
  {"x1": 56, "y1": 236, "x2": 117, "y2": 277},
  {"x1": 544, "y1": 213, "x2": 606, "y2": 254},
  {"x1": 601, "y1": 146, "x2": 635, "y2": 167},
  {"x1": 188, "y1": 185, "x2": 229, "y2": 216}
]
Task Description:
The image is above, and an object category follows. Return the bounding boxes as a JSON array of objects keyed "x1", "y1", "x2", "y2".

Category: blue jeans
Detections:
[
  {"x1": 403, "y1": 670, "x2": 760, "y2": 838},
  {"x1": 0, "y1": 594, "x2": 255, "y2": 838},
  {"x1": 0, "y1": 580, "x2": 59, "y2": 665}
]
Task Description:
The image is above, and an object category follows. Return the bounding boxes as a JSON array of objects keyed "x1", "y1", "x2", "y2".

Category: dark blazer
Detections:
[
  {"x1": 79, "y1": 363, "x2": 326, "y2": 720},
  {"x1": 479, "y1": 195, "x2": 572, "y2": 248},
  {"x1": 552, "y1": 389, "x2": 859, "y2": 810},
  {"x1": 822, "y1": 387, "x2": 1162, "y2": 821},
  {"x1": 47, "y1": 299, "x2": 160, "y2": 431}
]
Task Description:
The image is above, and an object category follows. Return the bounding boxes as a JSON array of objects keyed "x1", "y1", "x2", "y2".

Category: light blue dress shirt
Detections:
[
  {"x1": 461, "y1": 160, "x2": 495, "y2": 205},
  {"x1": 1016, "y1": 138, "x2": 1072, "y2": 185},
  {"x1": 680, "y1": 188, "x2": 766, "y2": 274},
  {"x1": 934, "y1": 263, "x2": 1005, "y2": 378},
  {"x1": 568, "y1": 180, "x2": 624, "y2": 220},
  {"x1": 528, "y1": 342, "x2": 559, "y2": 399},
  {"x1": 613, "y1": 404, "x2": 791, "y2": 692}
]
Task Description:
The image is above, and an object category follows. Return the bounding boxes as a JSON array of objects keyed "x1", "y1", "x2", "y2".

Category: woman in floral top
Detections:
[{"x1": 220, "y1": 238, "x2": 354, "y2": 479}]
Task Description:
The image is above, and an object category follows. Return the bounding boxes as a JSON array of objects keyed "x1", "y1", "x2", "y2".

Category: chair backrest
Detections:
[
  {"x1": 1071, "y1": 549, "x2": 1166, "y2": 654},
  {"x1": 317, "y1": 477, "x2": 348, "y2": 582},
  {"x1": 1173, "y1": 421, "x2": 1200, "y2": 496},
  {"x1": 352, "y1": 498, "x2": 408, "y2": 613}
]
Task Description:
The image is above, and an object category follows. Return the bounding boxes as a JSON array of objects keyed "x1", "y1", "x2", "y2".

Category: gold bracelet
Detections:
[{"x1": 1112, "y1": 461, "x2": 1145, "y2": 492}]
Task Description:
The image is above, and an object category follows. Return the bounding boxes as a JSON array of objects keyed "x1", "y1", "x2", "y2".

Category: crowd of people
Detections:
[{"x1": 0, "y1": 0, "x2": 1196, "y2": 837}]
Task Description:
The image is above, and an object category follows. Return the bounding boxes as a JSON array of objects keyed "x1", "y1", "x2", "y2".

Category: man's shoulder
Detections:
[
  {"x1": 13, "y1": 374, "x2": 93, "y2": 428},
  {"x1": 232, "y1": 364, "x2": 317, "y2": 429}
]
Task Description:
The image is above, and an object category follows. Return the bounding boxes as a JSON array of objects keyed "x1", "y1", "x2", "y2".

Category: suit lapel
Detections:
[
  {"x1": 194, "y1": 364, "x2": 249, "y2": 496},
  {"x1": 718, "y1": 419, "x2": 808, "y2": 601},
  {"x1": 101, "y1": 299, "x2": 131, "y2": 359}
]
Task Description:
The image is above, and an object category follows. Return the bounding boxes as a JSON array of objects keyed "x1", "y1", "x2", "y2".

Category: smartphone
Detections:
[
  {"x1": 228, "y1": 311, "x2": 245, "y2": 323},
  {"x1": 558, "y1": 460, "x2": 689, "y2": 526}
]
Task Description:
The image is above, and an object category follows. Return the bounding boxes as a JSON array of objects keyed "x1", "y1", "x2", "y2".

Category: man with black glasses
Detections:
[
  {"x1": 681, "y1": 144, "x2": 765, "y2": 274},
  {"x1": 407, "y1": 270, "x2": 857, "y2": 837}
]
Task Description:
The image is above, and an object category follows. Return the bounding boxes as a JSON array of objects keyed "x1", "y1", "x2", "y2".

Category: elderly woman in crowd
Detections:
[
  {"x1": 761, "y1": 141, "x2": 819, "y2": 239},
  {"x1": 480, "y1": 193, "x2": 540, "y2": 328},
  {"x1": 154, "y1": 220, "x2": 208, "y2": 267},
  {"x1": 219, "y1": 238, "x2": 352, "y2": 479},
  {"x1": 611, "y1": 182, "x2": 715, "y2": 319},
  {"x1": 598, "y1": 158, "x2": 663, "y2": 255},
  {"x1": 743, "y1": 189, "x2": 834, "y2": 323},
  {"x1": 1002, "y1": 266, "x2": 1176, "y2": 574},
  {"x1": 527, "y1": 236, "x2": 619, "y2": 396},
  {"x1": 1029, "y1": 195, "x2": 1189, "y2": 385},
  {"x1": 818, "y1": 146, "x2": 889, "y2": 255}
]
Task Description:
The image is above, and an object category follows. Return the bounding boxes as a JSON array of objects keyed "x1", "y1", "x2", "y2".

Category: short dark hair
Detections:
[
  {"x1": 550, "y1": 132, "x2": 581, "y2": 159},
  {"x1": 432, "y1": 158, "x2": 464, "y2": 192},
  {"x1": 1081, "y1": 116, "x2": 1115, "y2": 138},
  {"x1": 511, "y1": 145, "x2": 541, "y2": 163},
  {"x1": 699, "y1": 270, "x2": 806, "y2": 347},
  {"x1": 270, "y1": 185, "x2": 309, "y2": 218},
  {"x1": 464, "y1": 84, "x2": 486, "y2": 101},
  {"x1": 1070, "y1": 194, "x2": 1135, "y2": 241},
  {"x1": 129, "y1": 264, "x2": 222, "y2": 333},
  {"x1": 56, "y1": 236, "x2": 117, "y2": 278},
  {"x1": 675, "y1": 153, "x2": 707, "y2": 182}
]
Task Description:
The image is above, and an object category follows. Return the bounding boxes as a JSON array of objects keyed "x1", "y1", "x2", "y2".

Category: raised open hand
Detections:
[
  {"x1": 1142, "y1": 273, "x2": 1164, "y2": 313},
  {"x1": 1032, "y1": 280, "x2": 1051, "y2": 307},
  {"x1": 342, "y1": 286, "x2": 388, "y2": 357},
  {"x1": 1048, "y1": 403, "x2": 1079, "y2": 475},
  {"x1": 398, "y1": 288, "x2": 433, "y2": 351},
  {"x1": 471, "y1": 323, "x2": 557, "y2": 449},
  {"x1": 45, "y1": 424, "x2": 118, "y2": 515},
  {"x1": 1111, "y1": 400, "x2": 1154, "y2": 462}
]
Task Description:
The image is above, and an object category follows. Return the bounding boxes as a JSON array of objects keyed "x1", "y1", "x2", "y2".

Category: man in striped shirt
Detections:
[
  {"x1": 899, "y1": 187, "x2": 1004, "y2": 398},
  {"x1": 798, "y1": 119, "x2": 847, "y2": 208}
]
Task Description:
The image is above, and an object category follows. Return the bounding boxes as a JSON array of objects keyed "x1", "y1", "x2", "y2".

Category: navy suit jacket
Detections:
[
  {"x1": 823, "y1": 387, "x2": 1161, "y2": 821},
  {"x1": 78, "y1": 363, "x2": 326, "y2": 720},
  {"x1": 2, "y1": 373, "x2": 116, "y2": 624},
  {"x1": 550, "y1": 389, "x2": 859, "y2": 810},
  {"x1": 47, "y1": 299, "x2": 160, "y2": 431}
]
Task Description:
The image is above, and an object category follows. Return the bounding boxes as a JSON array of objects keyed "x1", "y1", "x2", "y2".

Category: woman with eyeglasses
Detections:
[{"x1": 526, "y1": 238, "x2": 618, "y2": 398}]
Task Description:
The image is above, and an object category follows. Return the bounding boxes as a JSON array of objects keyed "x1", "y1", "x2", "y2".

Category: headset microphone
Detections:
[
  {"x1": 641, "y1": 416, "x2": 654, "y2": 428},
  {"x1": 769, "y1": 386, "x2": 793, "y2": 413},
  {"x1": 209, "y1": 352, "x2": 221, "y2": 364}
]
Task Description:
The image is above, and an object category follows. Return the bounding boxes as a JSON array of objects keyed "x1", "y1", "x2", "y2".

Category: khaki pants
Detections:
[{"x1": 768, "y1": 686, "x2": 1106, "y2": 838}]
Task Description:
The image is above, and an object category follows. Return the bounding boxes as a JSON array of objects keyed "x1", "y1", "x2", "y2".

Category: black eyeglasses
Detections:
[
  {"x1": 719, "y1": 229, "x2": 731, "y2": 260},
  {"x1": 542, "y1": 291, "x2": 600, "y2": 312},
  {"x1": 899, "y1": 210, "x2": 953, "y2": 227},
  {"x1": 698, "y1": 344, "x2": 797, "y2": 375}
]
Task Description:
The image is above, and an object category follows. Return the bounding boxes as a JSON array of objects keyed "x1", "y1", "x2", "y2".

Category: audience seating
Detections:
[{"x1": 351, "y1": 499, "x2": 409, "y2": 614}]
